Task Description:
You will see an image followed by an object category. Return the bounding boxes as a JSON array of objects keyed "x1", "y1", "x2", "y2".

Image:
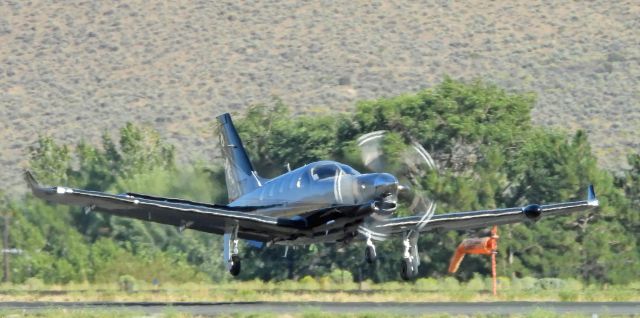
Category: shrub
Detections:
[
  {"x1": 24, "y1": 277, "x2": 45, "y2": 290},
  {"x1": 118, "y1": 275, "x2": 136, "y2": 293},
  {"x1": 299, "y1": 275, "x2": 318, "y2": 289},
  {"x1": 512, "y1": 276, "x2": 537, "y2": 291},
  {"x1": 466, "y1": 275, "x2": 485, "y2": 291},
  {"x1": 317, "y1": 276, "x2": 331, "y2": 289},
  {"x1": 327, "y1": 268, "x2": 353, "y2": 284},
  {"x1": 563, "y1": 278, "x2": 583, "y2": 291},
  {"x1": 440, "y1": 277, "x2": 459, "y2": 291},
  {"x1": 497, "y1": 276, "x2": 511, "y2": 290},
  {"x1": 536, "y1": 278, "x2": 565, "y2": 290},
  {"x1": 558, "y1": 290, "x2": 579, "y2": 301}
]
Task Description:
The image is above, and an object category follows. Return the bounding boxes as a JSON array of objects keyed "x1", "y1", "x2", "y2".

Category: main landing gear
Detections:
[
  {"x1": 224, "y1": 224, "x2": 241, "y2": 276},
  {"x1": 363, "y1": 232, "x2": 420, "y2": 281},
  {"x1": 229, "y1": 255, "x2": 241, "y2": 276},
  {"x1": 400, "y1": 231, "x2": 420, "y2": 281},
  {"x1": 364, "y1": 235, "x2": 377, "y2": 264}
]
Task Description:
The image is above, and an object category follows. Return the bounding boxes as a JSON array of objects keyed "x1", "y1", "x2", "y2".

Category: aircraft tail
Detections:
[{"x1": 217, "y1": 113, "x2": 262, "y2": 202}]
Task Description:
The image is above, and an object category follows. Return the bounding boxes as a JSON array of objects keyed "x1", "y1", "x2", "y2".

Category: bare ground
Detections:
[{"x1": 1, "y1": 0, "x2": 638, "y2": 195}]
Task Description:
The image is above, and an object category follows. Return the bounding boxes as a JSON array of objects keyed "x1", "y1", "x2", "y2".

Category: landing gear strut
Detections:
[
  {"x1": 400, "y1": 231, "x2": 420, "y2": 280},
  {"x1": 224, "y1": 224, "x2": 241, "y2": 276},
  {"x1": 364, "y1": 235, "x2": 377, "y2": 264}
]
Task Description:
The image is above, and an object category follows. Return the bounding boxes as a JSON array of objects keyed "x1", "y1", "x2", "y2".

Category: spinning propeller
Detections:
[
  {"x1": 355, "y1": 130, "x2": 438, "y2": 239},
  {"x1": 354, "y1": 130, "x2": 438, "y2": 279}
]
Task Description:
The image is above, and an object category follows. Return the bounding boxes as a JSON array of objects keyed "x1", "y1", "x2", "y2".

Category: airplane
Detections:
[{"x1": 25, "y1": 113, "x2": 600, "y2": 280}]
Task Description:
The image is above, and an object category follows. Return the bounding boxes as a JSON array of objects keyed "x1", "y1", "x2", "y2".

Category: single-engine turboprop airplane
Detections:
[{"x1": 25, "y1": 113, "x2": 600, "y2": 279}]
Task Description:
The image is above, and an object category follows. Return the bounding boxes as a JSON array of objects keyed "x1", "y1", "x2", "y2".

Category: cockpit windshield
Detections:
[
  {"x1": 311, "y1": 163, "x2": 360, "y2": 180},
  {"x1": 311, "y1": 164, "x2": 338, "y2": 180}
]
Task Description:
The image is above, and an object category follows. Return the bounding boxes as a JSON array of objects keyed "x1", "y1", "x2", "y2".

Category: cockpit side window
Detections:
[
  {"x1": 311, "y1": 164, "x2": 339, "y2": 180},
  {"x1": 339, "y1": 164, "x2": 360, "y2": 175}
]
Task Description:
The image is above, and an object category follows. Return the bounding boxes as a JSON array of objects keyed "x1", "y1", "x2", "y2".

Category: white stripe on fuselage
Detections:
[{"x1": 333, "y1": 171, "x2": 343, "y2": 204}]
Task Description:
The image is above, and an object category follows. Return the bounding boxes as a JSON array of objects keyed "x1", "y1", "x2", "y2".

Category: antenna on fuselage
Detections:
[{"x1": 285, "y1": 163, "x2": 292, "y2": 172}]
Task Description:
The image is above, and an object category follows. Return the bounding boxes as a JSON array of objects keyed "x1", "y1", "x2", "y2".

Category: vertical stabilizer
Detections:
[{"x1": 217, "y1": 113, "x2": 261, "y2": 202}]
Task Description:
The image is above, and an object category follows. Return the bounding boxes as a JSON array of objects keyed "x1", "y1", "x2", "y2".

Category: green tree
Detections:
[{"x1": 28, "y1": 136, "x2": 71, "y2": 185}]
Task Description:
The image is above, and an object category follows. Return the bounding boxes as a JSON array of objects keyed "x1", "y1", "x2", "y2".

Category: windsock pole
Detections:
[
  {"x1": 491, "y1": 225, "x2": 498, "y2": 296},
  {"x1": 491, "y1": 251, "x2": 497, "y2": 296}
]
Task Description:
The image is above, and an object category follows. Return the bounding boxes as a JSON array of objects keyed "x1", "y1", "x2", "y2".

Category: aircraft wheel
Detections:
[
  {"x1": 400, "y1": 258, "x2": 414, "y2": 281},
  {"x1": 229, "y1": 255, "x2": 241, "y2": 276},
  {"x1": 364, "y1": 245, "x2": 377, "y2": 264}
]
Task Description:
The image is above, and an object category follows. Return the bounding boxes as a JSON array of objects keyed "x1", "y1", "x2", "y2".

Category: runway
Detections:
[{"x1": 0, "y1": 301, "x2": 638, "y2": 315}]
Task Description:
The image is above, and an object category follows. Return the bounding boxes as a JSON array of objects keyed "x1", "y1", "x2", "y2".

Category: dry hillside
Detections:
[{"x1": 1, "y1": 1, "x2": 638, "y2": 195}]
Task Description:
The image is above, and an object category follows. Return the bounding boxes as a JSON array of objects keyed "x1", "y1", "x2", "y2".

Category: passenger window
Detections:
[
  {"x1": 279, "y1": 174, "x2": 290, "y2": 193},
  {"x1": 262, "y1": 181, "x2": 275, "y2": 198},
  {"x1": 290, "y1": 172, "x2": 300, "y2": 189},
  {"x1": 296, "y1": 176, "x2": 303, "y2": 188},
  {"x1": 311, "y1": 164, "x2": 339, "y2": 180},
  {"x1": 296, "y1": 171, "x2": 309, "y2": 188}
]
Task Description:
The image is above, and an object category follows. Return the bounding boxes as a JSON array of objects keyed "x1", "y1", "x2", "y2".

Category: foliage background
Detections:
[{"x1": 2, "y1": 79, "x2": 638, "y2": 286}]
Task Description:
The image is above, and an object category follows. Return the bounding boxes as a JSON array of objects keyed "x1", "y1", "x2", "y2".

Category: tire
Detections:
[
  {"x1": 400, "y1": 258, "x2": 414, "y2": 281},
  {"x1": 412, "y1": 261, "x2": 420, "y2": 276},
  {"x1": 365, "y1": 245, "x2": 377, "y2": 264},
  {"x1": 229, "y1": 255, "x2": 241, "y2": 276}
]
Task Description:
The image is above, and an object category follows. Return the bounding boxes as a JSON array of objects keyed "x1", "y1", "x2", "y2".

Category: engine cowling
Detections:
[{"x1": 522, "y1": 204, "x2": 542, "y2": 220}]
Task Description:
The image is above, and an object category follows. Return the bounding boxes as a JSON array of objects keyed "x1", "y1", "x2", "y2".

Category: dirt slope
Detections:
[{"x1": 1, "y1": 1, "x2": 638, "y2": 194}]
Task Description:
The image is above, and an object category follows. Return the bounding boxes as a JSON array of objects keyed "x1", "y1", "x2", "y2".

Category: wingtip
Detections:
[{"x1": 587, "y1": 184, "x2": 598, "y2": 206}]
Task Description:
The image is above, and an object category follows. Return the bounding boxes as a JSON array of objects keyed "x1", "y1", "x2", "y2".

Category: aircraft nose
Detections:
[
  {"x1": 373, "y1": 173, "x2": 399, "y2": 196},
  {"x1": 357, "y1": 173, "x2": 399, "y2": 199}
]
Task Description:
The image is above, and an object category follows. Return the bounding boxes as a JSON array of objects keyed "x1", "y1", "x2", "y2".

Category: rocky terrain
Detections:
[{"x1": 1, "y1": 0, "x2": 638, "y2": 195}]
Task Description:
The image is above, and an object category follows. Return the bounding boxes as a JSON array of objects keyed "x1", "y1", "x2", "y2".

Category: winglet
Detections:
[
  {"x1": 587, "y1": 184, "x2": 598, "y2": 206},
  {"x1": 24, "y1": 170, "x2": 40, "y2": 190}
]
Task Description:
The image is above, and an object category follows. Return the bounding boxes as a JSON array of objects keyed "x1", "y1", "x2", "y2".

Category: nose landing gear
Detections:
[
  {"x1": 224, "y1": 224, "x2": 241, "y2": 276},
  {"x1": 364, "y1": 235, "x2": 377, "y2": 264},
  {"x1": 400, "y1": 232, "x2": 420, "y2": 280}
]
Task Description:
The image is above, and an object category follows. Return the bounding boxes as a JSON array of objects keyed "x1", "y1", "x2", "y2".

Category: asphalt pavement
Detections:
[{"x1": 0, "y1": 301, "x2": 638, "y2": 316}]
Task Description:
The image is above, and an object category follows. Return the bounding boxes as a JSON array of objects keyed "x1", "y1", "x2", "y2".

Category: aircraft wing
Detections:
[
  {"x1": 373, "y1": 185, "x2": 600, "y2": 234},
  {"x1": 24, "y1": 171, "x2": 308, "y2": 242}
]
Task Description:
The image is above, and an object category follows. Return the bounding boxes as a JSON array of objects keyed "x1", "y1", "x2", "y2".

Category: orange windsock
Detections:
[
  {"x1": 448, "y1": 226, "x2": 499, "y2": 296},
  {"x1": 447, "y1": 226, "x2": 499, "y2": 273},
  {"x1": 448, "y1": 248, "x2": 466, "y2": 273},
  {"x1": 448, "y1": 237, "x2": 490, "y2": 273}
]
